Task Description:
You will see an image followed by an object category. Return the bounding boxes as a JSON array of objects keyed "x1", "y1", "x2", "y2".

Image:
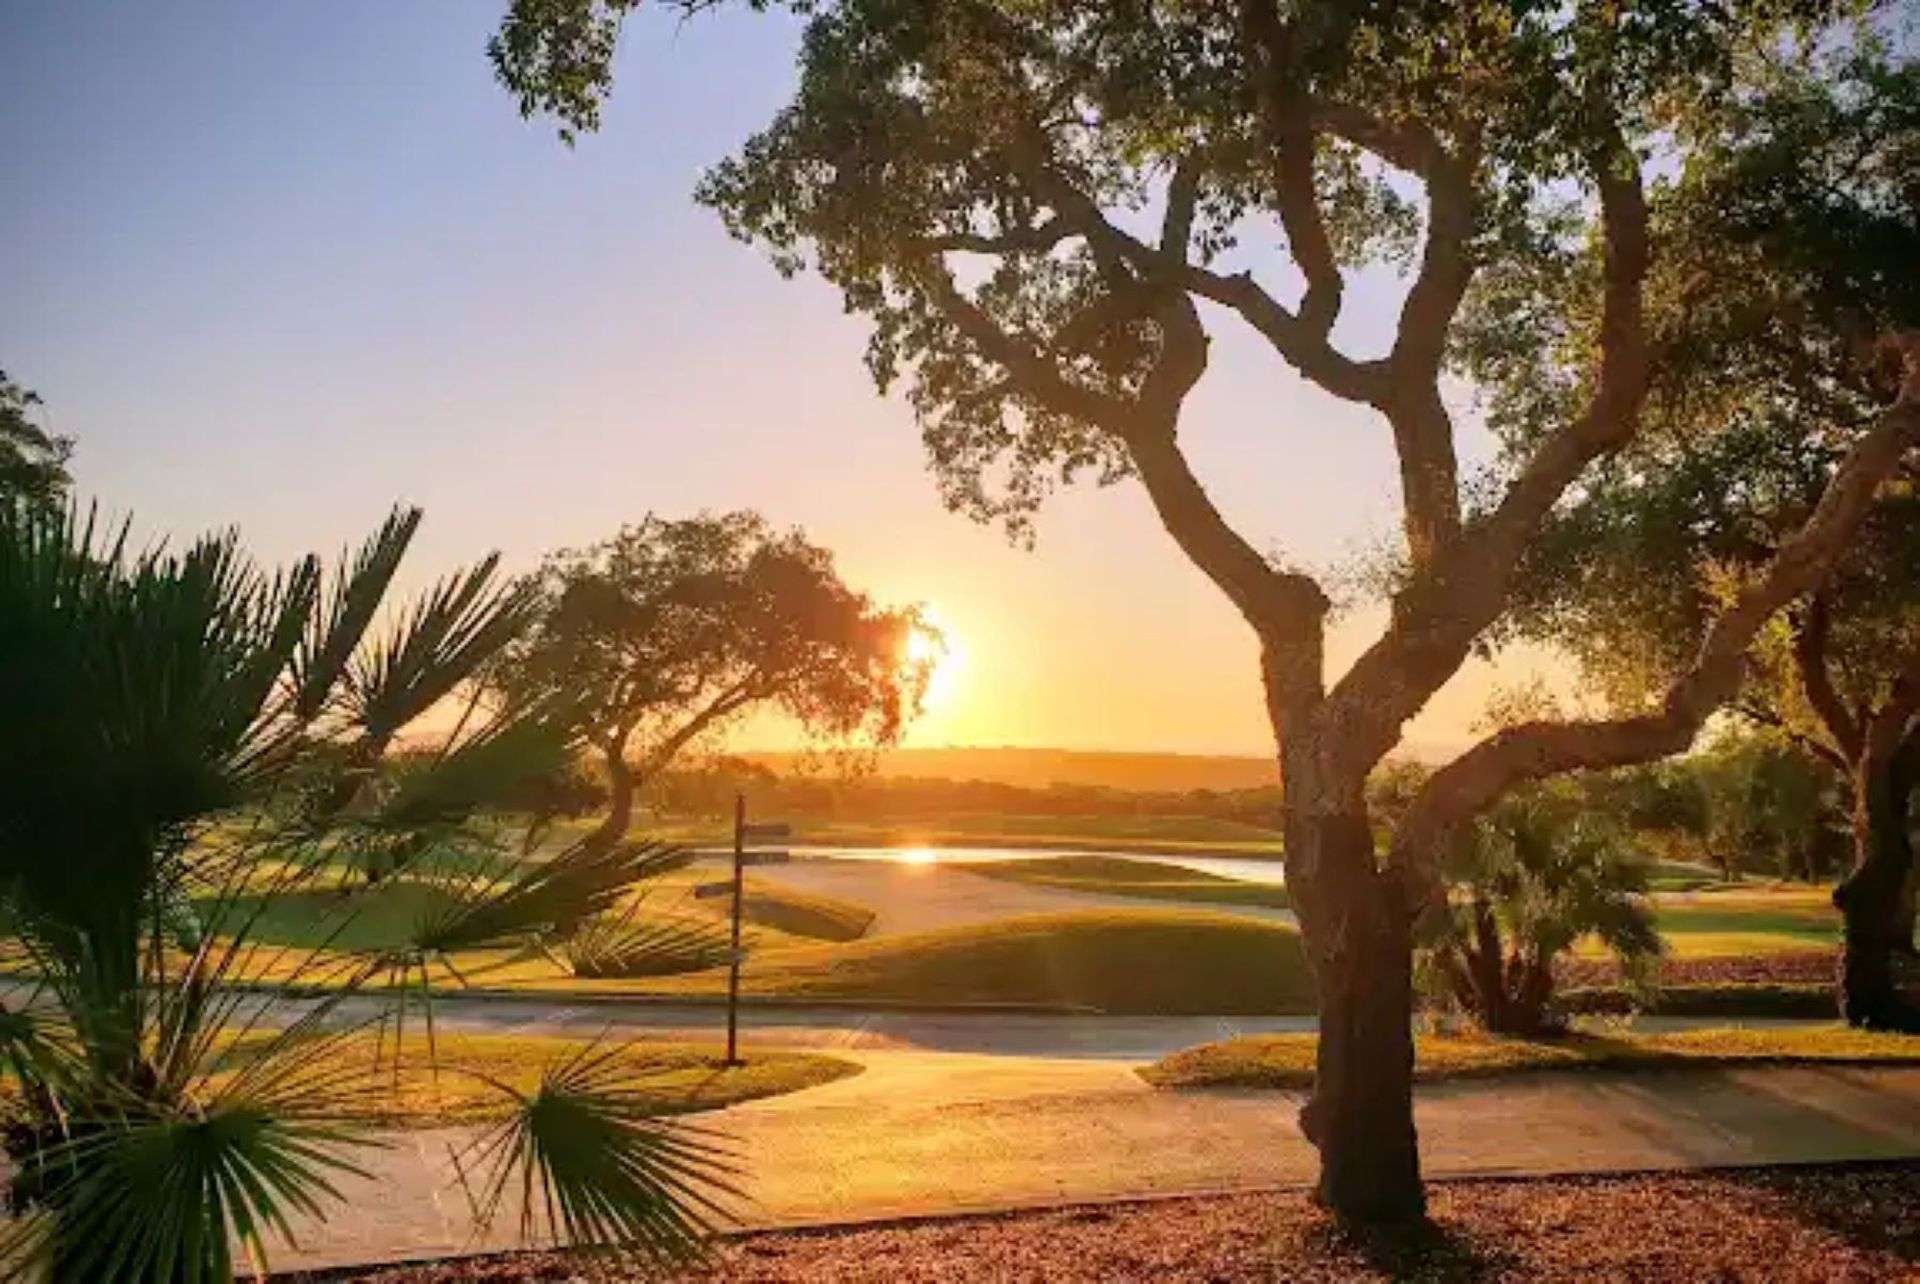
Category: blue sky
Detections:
[{"x1": 0, "y1": 2, "x2": 1537, "y2": 756}]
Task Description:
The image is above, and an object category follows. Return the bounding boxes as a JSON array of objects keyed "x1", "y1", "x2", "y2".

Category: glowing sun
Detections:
[{"x1": 908, "y1": 610, "x2": 967, "y2": 712}]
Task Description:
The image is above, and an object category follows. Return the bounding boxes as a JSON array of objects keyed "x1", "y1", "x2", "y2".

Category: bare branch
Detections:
[
  {"x1": 1124, "y1": 415, "x2": 1328, "y2": 637},
  {"x1": 1160, "y1": 155, "x2": 1202, "y2": 261},
  {"x1": 1468, "y1": 131, "x2": 1653, "y2": 560},
  {"x1": 1005, "y1": 135, "x2": 1388, "y2": 404},
  {"x1": 1178, "y1": 266, "x2": 1390, "y2": 403},
  {"x1": 1733, "y1": 697, "x2": 1851, "y2": 774}
]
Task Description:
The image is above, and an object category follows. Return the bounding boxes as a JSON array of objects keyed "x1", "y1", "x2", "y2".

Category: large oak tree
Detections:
[{"x1": 491, "y1": 0, "x2": 1920, "y2": 1220}]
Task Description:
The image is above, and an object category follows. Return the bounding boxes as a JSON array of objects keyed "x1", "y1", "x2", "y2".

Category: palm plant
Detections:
[
  {"x1": 0, "y1": 502, "x2": 735, "y2": 1282},
  {"x1": 1419, "y1": 780, "x2": 1664, "y2": 1036}
]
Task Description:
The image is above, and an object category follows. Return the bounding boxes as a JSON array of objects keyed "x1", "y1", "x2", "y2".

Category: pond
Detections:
[{"x1": 787, "y1": 844, "x2": 1287, "y2": 886}]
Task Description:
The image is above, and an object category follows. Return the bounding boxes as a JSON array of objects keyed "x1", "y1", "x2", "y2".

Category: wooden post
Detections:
[{"x1": 725, "y1": 791, "x2": 746, "y2": 1067}]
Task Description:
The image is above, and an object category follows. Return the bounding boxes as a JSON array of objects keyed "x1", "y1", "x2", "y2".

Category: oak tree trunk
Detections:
[
  {"x1": 582, "y1": 743, "x2": 637, "y2": 858},
  {"x1": 1836, "y1": 743, "x2": 1919, "y2": 1029},
  {"x1": 1287, "y1": 808, "x2": 1424, "y2": 1222}
]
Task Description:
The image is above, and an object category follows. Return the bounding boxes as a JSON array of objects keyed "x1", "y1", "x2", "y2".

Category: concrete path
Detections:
[
  {"x1": 355, "y1": 994, "x2": 1313, "y2": 1056},
  {"x1": 732, "y1": 859, "x2": 1296, "y2": 936},
  {"x1": 269, "y1": 1049, "x2": 1920, "y2": 1274}
]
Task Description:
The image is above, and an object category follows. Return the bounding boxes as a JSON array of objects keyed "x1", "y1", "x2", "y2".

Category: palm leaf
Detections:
[
  {"x1": 561, "y1": 904, "x2": 735, "y2": 980},
  {"x1": 21, "y1": 1105, "x2": 374, "y2": 1283},
  {"x1": 406, "y1": 841, "x2": 693, "y2": 957},
  {"x1": 290, "y1": 505, "x2": 423, "y2": 725},
  {"x1": 344, "y1": 554, "x2": 540, "y2": 745},
  {"x1": 452, "y1": 1039, "x2": 740, "y2": 1263}
]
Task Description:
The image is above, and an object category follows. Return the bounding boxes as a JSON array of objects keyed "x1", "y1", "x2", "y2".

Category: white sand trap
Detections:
[{"x1": 740, "y1": 859, "x2": 1296, "y2": 937}]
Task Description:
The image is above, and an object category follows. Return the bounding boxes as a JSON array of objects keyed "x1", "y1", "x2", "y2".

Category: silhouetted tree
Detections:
[
  {"x1": 0, "y1": 372, "x2": 71, "y2": 515},
  {"x1": 496, "y1": 512, "x2": 930, "y2": 855},
  {"x1": 491, "y1": 0, "x2": 1920, "y2": 1218}
]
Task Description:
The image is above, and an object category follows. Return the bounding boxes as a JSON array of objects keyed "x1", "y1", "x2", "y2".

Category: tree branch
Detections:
[
  {"x1": 919, "y1": 216, "x2": 1073, "y2": 256},
  {"x1": 1238, "y1": 0, "x2": 1344, "y2": 337},
  {"x1": 915, "y1": 258, "x2": 1132, "y2": 429},
  {"x1": 1123, "y1": 414, "x2": 1327, "y2": 636},
  {"x1": 1390, "y1": 371, "x2": 1920, "y2": 870},
  {"x1": 1160, "y1": 155, "x2": 1202, "y2": 261},
  {"x1": 636, "y1": 676, "x2": 760, "y2": 780},
  {"x1": 1317, "y1": 127, "x2": 1652, "y2": 776},
  {"x1": 1791, "y1": 590, "x2": 1865, "y2": 761},
  {"x1": 1000, "y1": 132, "x2": 1387, "y2": 404},
  {"x1": 1732, "y1": 697, "x2": 1851, "y2": 774}
]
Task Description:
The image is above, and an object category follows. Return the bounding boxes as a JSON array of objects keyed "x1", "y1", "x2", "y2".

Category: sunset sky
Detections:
[{"x1": 1, "y1": 2, "x2": 1561, "y2": 761}]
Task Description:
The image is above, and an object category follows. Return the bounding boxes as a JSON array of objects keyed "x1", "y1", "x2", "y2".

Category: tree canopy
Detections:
[
  {"x1": 0, "y1": 371, "x2": 72, "y2": 515},
  {"x1": 496, "y1": 510, "x2": 931, "y2": 848}
]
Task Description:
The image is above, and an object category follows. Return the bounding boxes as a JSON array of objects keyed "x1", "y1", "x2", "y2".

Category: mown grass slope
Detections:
[{"x1": 647, "y1": 909, "x2": 1314, "y2": 1014}]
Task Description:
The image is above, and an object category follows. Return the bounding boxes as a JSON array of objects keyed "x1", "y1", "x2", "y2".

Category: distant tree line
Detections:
[{"x1": 639, "y1": 756, "x2": 1287, "y2": 830}]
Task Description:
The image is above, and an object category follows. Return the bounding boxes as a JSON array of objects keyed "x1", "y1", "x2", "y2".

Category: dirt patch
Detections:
[{"x1": 319, "y1": 1163, "x2": 1920, "y2": 1282}]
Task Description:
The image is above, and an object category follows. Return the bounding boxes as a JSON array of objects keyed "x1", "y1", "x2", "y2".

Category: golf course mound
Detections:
[{"x1": 710, "y1": 909, "x2": 1314, "y2": 1014}]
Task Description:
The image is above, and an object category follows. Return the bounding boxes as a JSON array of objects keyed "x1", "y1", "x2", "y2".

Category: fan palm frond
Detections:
[
  {"x1": 406, "y1": 841, "x2": 692, "y2": 958},
  {"x1": 17, "y1": 1103, "x2": 373, "y2": 1283},
  {"x1": 453, "y1": 1039, "x2": 739, "y2": 1263},
  {"x1": 371, "y1": 697, "x2": 582, "y2": 837},
  {"x1": 290, "y1": 505, "x2": 423, "y2": 725},
  {"x1": 345, "y1": 555, "x2": 540, "y2": 745},
  {"x1": 561, "y1": 904, "x2": 735, "y2": 980}
]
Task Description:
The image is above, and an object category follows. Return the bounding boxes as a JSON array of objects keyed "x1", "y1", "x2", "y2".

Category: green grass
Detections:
[
  {"x1": 199, "y1": 881, "x2": 461, "y2": 953},
  {"x1": 633, "y1": 909, "x2": 1314, "y2": 1014},
  {"x1": 1574, "y1": 887, "x2": 1842, "y2": 960},
  {"x1": 1140, "y1": 1025, "x2": 1920, "y2": 1089},
  {"x1": 954, "y1": 855, "x2": 1289, "y2": 909},
  {"x1": 207, "y1": 1033, "x2": 858, "y2": 1128}
]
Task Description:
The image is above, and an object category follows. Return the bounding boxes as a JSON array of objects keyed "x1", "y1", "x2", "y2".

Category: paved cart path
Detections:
[{"x1": 271, "y1": 1052, "x2": 1920, "y2": 1274}]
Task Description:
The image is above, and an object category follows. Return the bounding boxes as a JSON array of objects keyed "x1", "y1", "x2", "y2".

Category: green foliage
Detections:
[
  {"x1": 1423, "y1": 780, "x2": 1662, "y2": 1034},
  {"x1": 1690, "y1": 733, "x2": 1846, "y2": 880},
  {"x1": 0, "y1": 503, "x2": 734, "y2": 1279},
  {"x1": 1500, "y1": 39, "x2": 1920, "y2": 727},
  {"x1": 454, "y1": 1040, "x2": 739, "y2": 1261},
  {"x1": 562, "y1": 904, "x2": 737, "y2": 978},
  {"x1": 0, "y1": 372, "x2": 72, "y2": 515}
]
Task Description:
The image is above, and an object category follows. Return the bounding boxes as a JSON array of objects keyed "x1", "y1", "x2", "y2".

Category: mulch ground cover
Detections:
[
  {"x1": 317, "y1": 1161, "x2": 1920, "y2": 1282},
  {"x1": 1560, "y1": 949, "x2": 1835, "y2": 988}
]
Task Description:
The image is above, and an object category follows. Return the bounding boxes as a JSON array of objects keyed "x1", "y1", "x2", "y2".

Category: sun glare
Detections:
[
  {"x1": 909, "y1": 610, "x2": 967, "y2": 712},
  {"x1": 898, "y1": 847, "x2": 938, "y2": 866}
]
